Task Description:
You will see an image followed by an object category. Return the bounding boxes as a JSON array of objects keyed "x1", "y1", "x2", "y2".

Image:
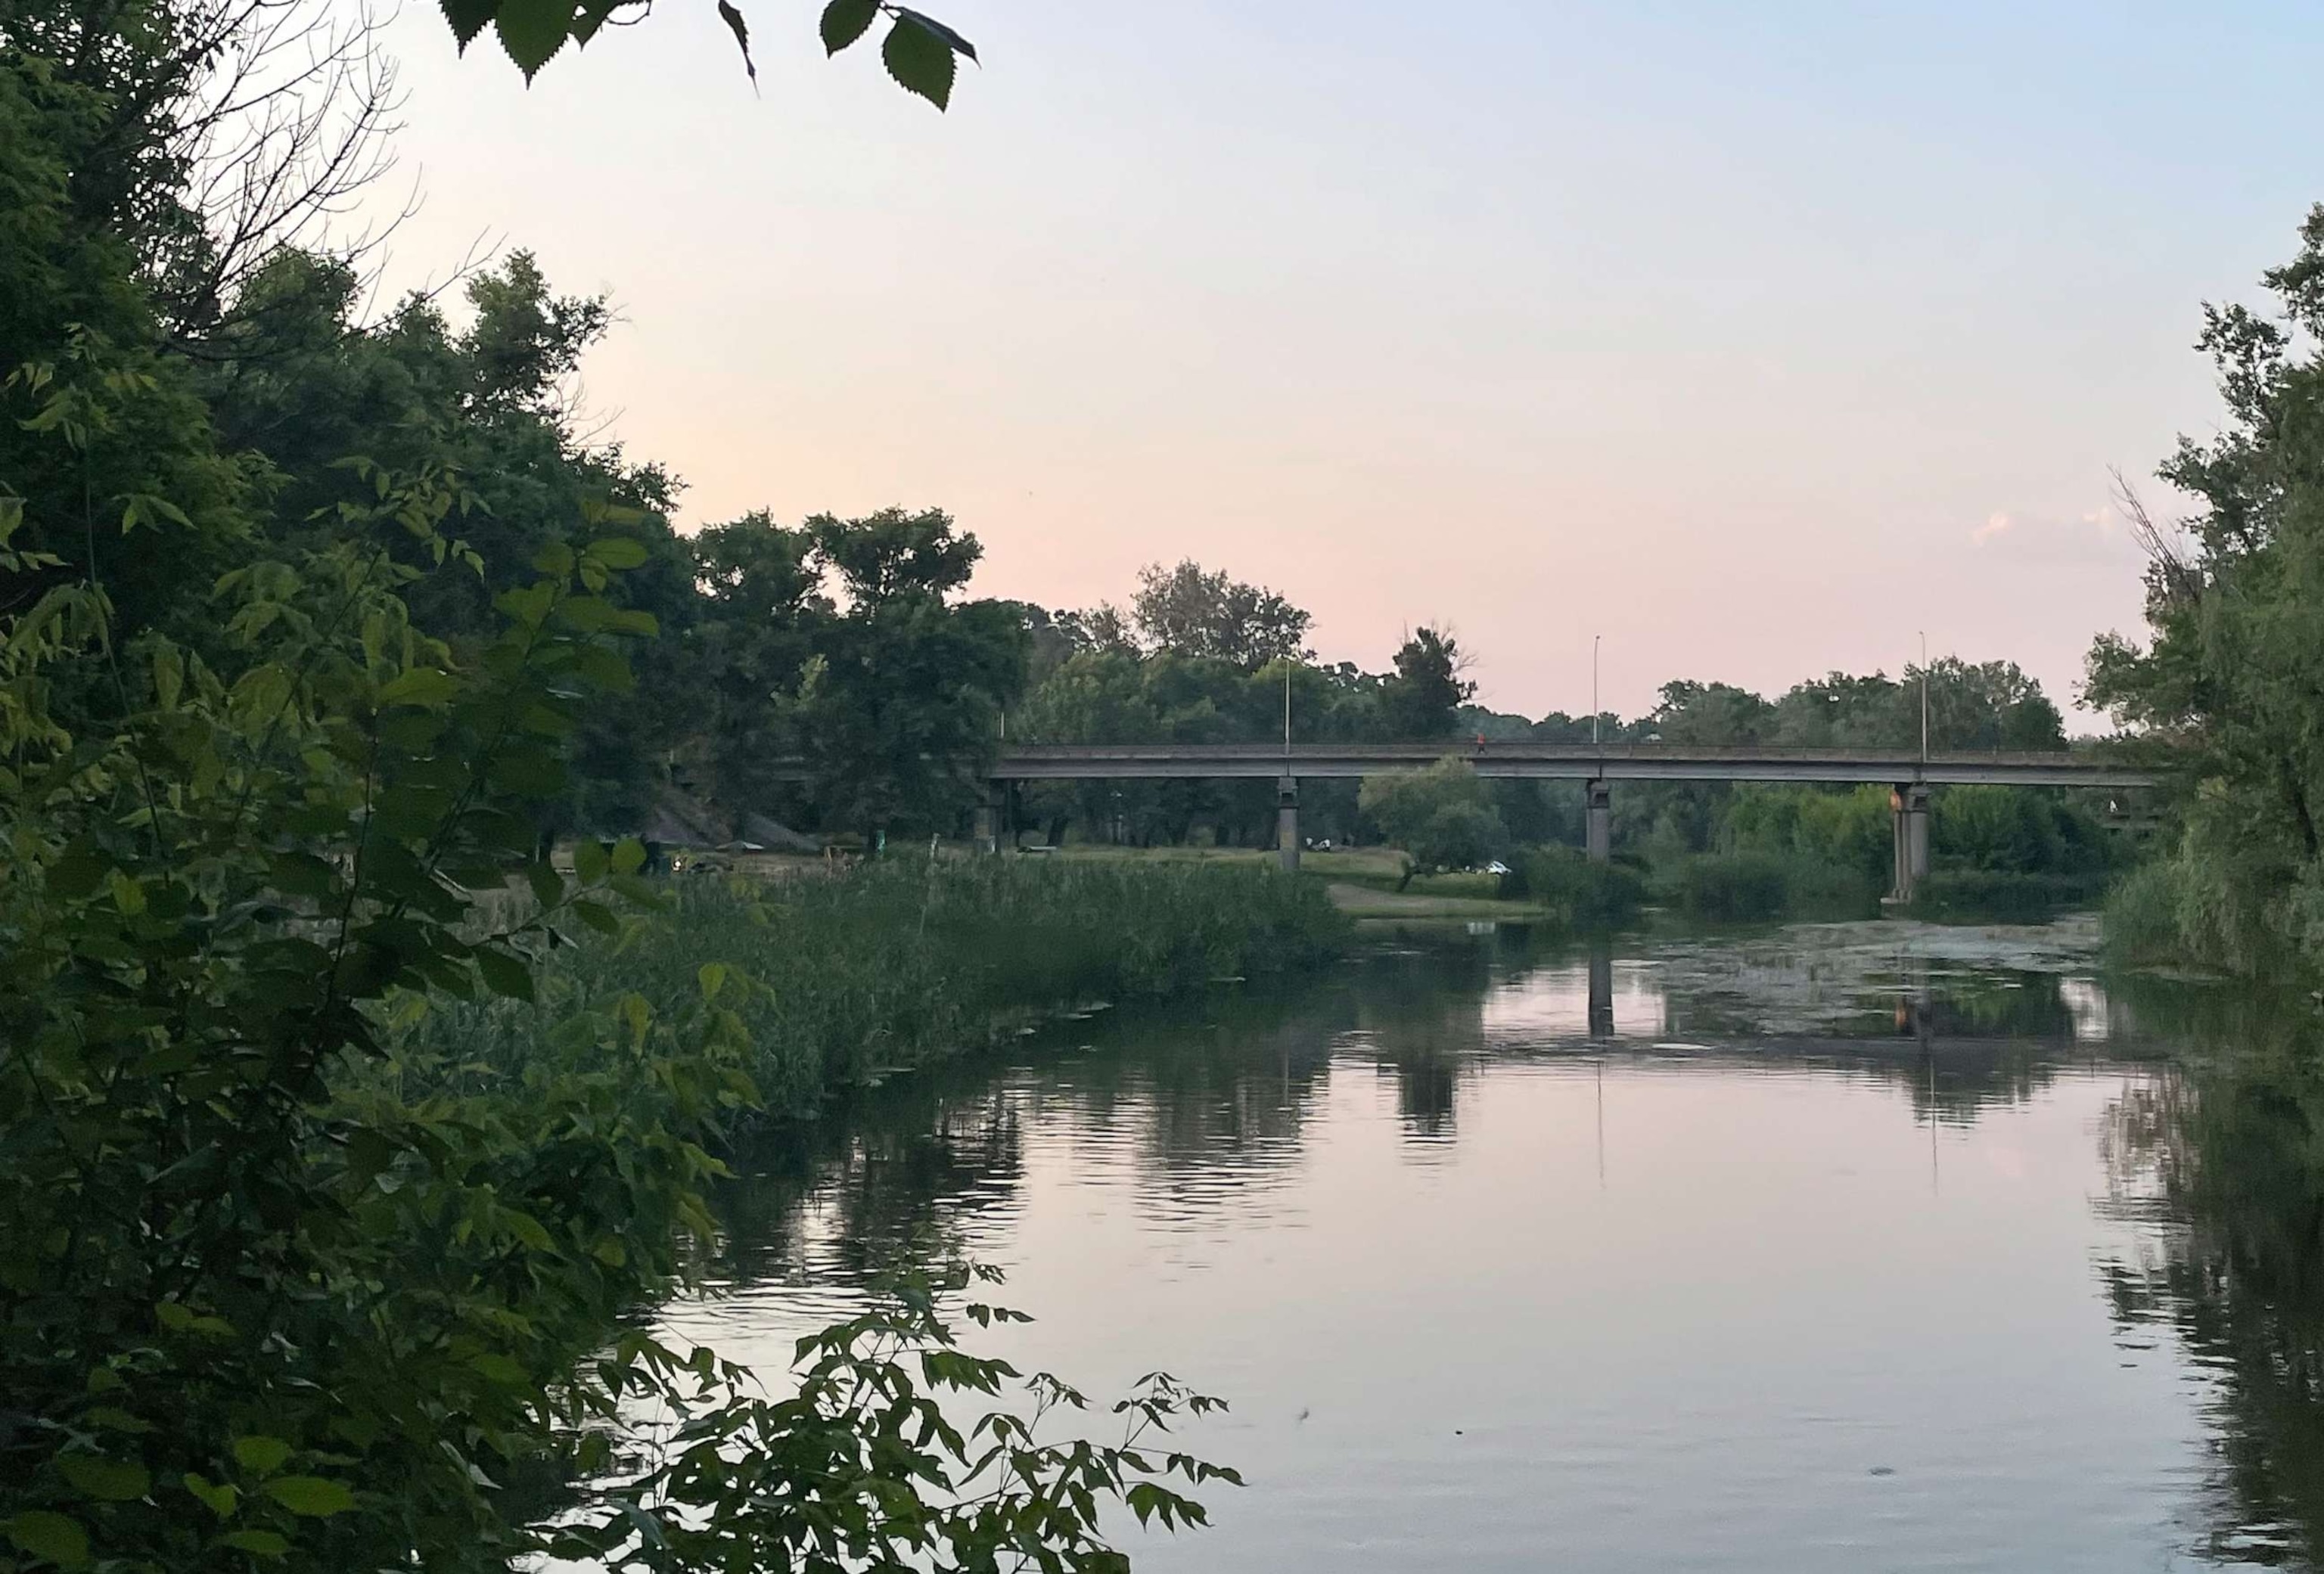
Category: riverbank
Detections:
[{"x1": 421, "y1": 855, "x2": 1353, "y2": 1119}]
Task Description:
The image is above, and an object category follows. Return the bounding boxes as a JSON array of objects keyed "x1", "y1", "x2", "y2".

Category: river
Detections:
[{"x1": 662, "y1": 916, "x2": 2324, "y2": 1571}]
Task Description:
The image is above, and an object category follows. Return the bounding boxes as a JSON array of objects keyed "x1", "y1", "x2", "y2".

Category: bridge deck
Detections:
[{"x1": 988, "y1": 743, "x2": 2160, "y2": 788}]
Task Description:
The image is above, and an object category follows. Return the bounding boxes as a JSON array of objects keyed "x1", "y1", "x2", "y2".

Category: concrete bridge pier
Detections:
[
  {"x1": 1278, "y1": 776, "x2": 1300, "y2": 874},
  {"x1": 1585, "y1": 779, "x2": 1611, "y2": 865},
  {"x1": 975, "y1": 783, "x2": 1005, "y2": 855},
  {"x1": 1889, "y1": 784, "x2": 1930, "y2": 901}
]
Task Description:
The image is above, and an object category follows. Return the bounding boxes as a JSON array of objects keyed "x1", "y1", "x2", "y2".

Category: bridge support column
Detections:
[
  {"x1": 975, "y1": 783, "x2": 1004, "y2": 855},
  {"x1": 1277, "y1": 776, "x2": 1300, "y2": 874},
  {"x1": 1585, "y1": 779, "x2": 1611, "y2": 865},
  {"x1": 1890, "y1": 784, "x2": 1930, "y2": 901}
]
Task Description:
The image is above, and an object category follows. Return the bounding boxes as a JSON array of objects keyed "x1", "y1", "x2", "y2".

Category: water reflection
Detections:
[
  {"x1": 681, "y1": 917, "x2": 2319, "y2": 1572},
  {"x1": 2096, "y1": 1003, "x2": 2324, "y2": 1568}
]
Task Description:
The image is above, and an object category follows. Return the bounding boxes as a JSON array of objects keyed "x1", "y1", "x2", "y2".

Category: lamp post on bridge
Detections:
[
  {"x1": 1584, "y1": 635, "x2": 1611, "y2": 864},
  {"x1": 1278, "y1": 657, "x2": 1300, "y2": 874}
]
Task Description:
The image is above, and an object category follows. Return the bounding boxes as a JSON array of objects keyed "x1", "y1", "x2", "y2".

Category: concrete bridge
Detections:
[{"x1": 973, "y1": 743, "x2": 2163, "y2": 902}]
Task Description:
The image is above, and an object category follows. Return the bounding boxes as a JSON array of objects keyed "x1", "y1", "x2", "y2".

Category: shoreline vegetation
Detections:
[
  {"x1": 417, "y1": 855, "x2": 1354, "y2": 1122},
  {"x1": 934, "y1": 838, "x2": 2125, "y2": 929}
]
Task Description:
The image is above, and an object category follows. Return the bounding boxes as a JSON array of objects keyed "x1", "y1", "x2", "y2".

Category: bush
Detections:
[
  {"x1": 1359, "y1": 761, "x2": 1508, "y2": 883},
  {"x1": 1652, "y1": 852, "x2": 1877, "y2": 921},
  {"x1": 1909, "y1": 868, "x2": 2109, "y2": 921},
  {"x1": 1505, "y1": 846, "x2": 1645, "y2": 927}
]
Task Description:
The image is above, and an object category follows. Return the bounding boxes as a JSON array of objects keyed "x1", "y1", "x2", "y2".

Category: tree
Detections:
[
  {"x1": 788, "y1": 508, "x2": 1027, "y2": 841},
  {"x1": 688, "y1": 510, "x2": 829, "y2": 818},
  {"x1": 1359, "y1": 760, "x2": 1507, "y2": 888},
  {"x1": 1379, "y1": 626, "x2": 1474, "y2": 740},
  {"x1": 1130, "y1": 559, "x2": 1313, "y2": 670},
  {"x1": 2086, "y1": 205, "x2": 2324, "y2": 970}
]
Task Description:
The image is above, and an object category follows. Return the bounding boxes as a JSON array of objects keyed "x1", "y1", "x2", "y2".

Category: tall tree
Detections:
[
  {"x1": 788, "y1": 508, "x2": 1026, "y2": 841},
  {"x1": 2088, "y1": 205, "x2": 2324, "y2": 970},
  {"x1": 1380, "y1": 626, "x2": 1474, "y2": 740},
  {"x1": 1129, "y1": 559, "x2": 1313, "y2": 670}
]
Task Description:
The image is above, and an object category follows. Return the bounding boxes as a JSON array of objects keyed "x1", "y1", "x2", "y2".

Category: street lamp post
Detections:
[
  {"x1": 1592, "y1": 635, "x2": 1601, "y2": 747},
  {"x1": 1918, "y1": 630, "x2": 1928, "y2": 762}
]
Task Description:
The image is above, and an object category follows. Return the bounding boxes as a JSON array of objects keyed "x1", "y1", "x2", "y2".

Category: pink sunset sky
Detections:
[{"x1": 356, "y1": 0, "x2": 2322, "y2": 725}]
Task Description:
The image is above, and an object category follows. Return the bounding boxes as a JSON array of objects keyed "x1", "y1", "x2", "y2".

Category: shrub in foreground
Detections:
[{"x1": 1, "y1": 480, "x2": 1233, "y2": 1571}]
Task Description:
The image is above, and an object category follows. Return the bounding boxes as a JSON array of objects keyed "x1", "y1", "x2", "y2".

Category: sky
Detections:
[{"x1": 354, "y1": 0, "x2": 2324, "y2": 725}]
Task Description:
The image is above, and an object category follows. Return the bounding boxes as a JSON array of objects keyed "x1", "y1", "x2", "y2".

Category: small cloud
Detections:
[{"x1": 1972, "y1": 511, "x2": 2013, "y2": 545}]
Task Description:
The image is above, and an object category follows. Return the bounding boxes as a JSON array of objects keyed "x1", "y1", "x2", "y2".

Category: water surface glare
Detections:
[{"x1": 666, "y1": 919, "x2": 2304, "y2": 1571}]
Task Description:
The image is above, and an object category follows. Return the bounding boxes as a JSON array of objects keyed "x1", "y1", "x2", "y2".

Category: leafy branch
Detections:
[{"x1": 440, "y1": 0, "x2": 978, "y2": 107}]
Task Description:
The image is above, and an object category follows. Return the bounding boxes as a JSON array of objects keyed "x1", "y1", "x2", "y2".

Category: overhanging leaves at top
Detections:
[{"x1": 437, "y1": 0, "x2": 980, "y2": 104}]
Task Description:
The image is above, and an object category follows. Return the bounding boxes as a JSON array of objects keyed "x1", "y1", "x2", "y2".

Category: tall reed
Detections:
[{"x1": 412, "y1": 855, "x2": 1350, "y2": 1117}]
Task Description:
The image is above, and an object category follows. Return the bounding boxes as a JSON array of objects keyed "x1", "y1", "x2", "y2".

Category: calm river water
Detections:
[{"x1": 663, "y1": 917, "x2": 2324, "y2": 1571}]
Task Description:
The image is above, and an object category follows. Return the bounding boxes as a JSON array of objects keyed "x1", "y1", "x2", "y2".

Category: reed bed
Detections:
[{"x1": 410, "y1": 854, "x2": 1350, "y2": 1117}]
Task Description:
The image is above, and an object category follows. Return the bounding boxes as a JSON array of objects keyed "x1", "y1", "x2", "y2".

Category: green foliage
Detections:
[
  {"x1": 1359, "y1": 760, "x2": 1508, "y2": 885},
  {"x1": 1906, "y1": 868, "x2": 2110, "y2": 922},
  {"x1": 427, "y1": 857, "x2": 1351, "y2": 1116},
  {"x1": 0, "y1": 442, "x2": 734, "y2": 1566},
  {"x1": 545, "y1": 1263, "x2": 1238, "y2": 1571},
  {"x1": 1127, "y1": 559, "x2": 1314, "y2": 670},
  {"x1": 785, "y1": 508, "x2": 1028, "y2": 840},
  {"x1": 436, "y1": 0, "x2": 977, "y2": 104},
  {"x1": 1504, "y1": 846, "x2": 1645, "y2": 927},
  {"x1": 1724, "y1": 784, "x2": 1894, "y2": 887},
  {"x1": 1651, "y1": 851, "x2": 1877, "y2": 922},
  {"x1": 2086, "y1": 206, "x2": 2324, "y2": 974},
  {"x1": 0, "y1": 467, "x2": 1247, "y2": 1567},
  {"x1": 1381, "y1": 626, "x2": 1475, "y2": 741}
]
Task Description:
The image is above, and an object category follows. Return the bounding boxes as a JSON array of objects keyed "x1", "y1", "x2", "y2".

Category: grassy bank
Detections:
[{"x1": 424, "y1": 855, "x2": 1352, "y2": 1117}]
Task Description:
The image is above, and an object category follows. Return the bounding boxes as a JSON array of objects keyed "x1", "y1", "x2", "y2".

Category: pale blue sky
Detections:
[{"x1": 361, "y1": 0, "x2": 2321, "y2": 722}]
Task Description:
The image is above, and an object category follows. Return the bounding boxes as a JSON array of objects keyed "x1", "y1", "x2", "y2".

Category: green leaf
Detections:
[
  {"x1": 440, "y1": 0, "x2": 496, "y2": 48},
  {"x1": 570, "y1": 0, "x2": 625, "y2": 44},
  {"x1": 530, "y1": 540, "x2": 576, "y2": 576},
  {"x1": 697, "y1": 961, "x2": 729, "y2": 1000},
  {"x1": 585, "y1": 536, "x2": 648, "y2": 570},
  {"x1": 610, "y1": 837, "x2": 646, "y2": 875},
  {"x1": 573, "y1": 840, "x2": 610, "y2": 883},
  {"x1": 45, "y1": 846, "x2": 108, "y2": 899},
  {"x1": 882, "y1": 13, "x2": 956, "y2": 107},
  {"x1": 57, "y1": 1454, "x2": 150, "y2": 1501},
  {"x1": 470, "y1": 1352, "x2": 527, "y2": 1385},
  {"x1": 377, "y1": 667, "x2": 458, "y2": 706},
  {"x1": 893, "y1": 5, "x2": 974, "y2": 61},
  {"x1": 182, "y1": 1473, "x2": 238, "y2": 1518},
  {"x1": 821, "y1": 0, "x2": 876, "y2": 53},
  {"x1": 263, "y1": 1477, "x2": 356, "y2": 1517},
  {"x1": 82, "y1": 1407, "x2": 153, "y2": 1435},
  {"x1": 716, "y1": 0, "x2": 757, "y2": 83},
  {"x1": 154, "y1": 1301, "x2": 234, "y2": 1338},
  {"x1": 571, "y1": 899, "x2": 620, "y2": 936},
  {"x1": 219, "y1": 1529, "x2": 290, "y2": 1557},
  {"x1": 231, "y1": 1436, "x2": 293, "y2": 1476},
  {"x1": 493, "y1": 0, "x2": 568, "y2": 79},
  {"x1": 476, "y1": 947, "x2": 536, "y2": 1003},
  {"x1": 6, "y1": 1512, "x2": 89, "y2": 1569},
  {"x1": 269, "y1": 852, "x2": 338, "y2": 899},
  {"x1": 497, "y1": 1207, "x2": 555, "y2": 1251},
  {"x1": 525, "y1": 860, "x2": 566, "y2": 910}
]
